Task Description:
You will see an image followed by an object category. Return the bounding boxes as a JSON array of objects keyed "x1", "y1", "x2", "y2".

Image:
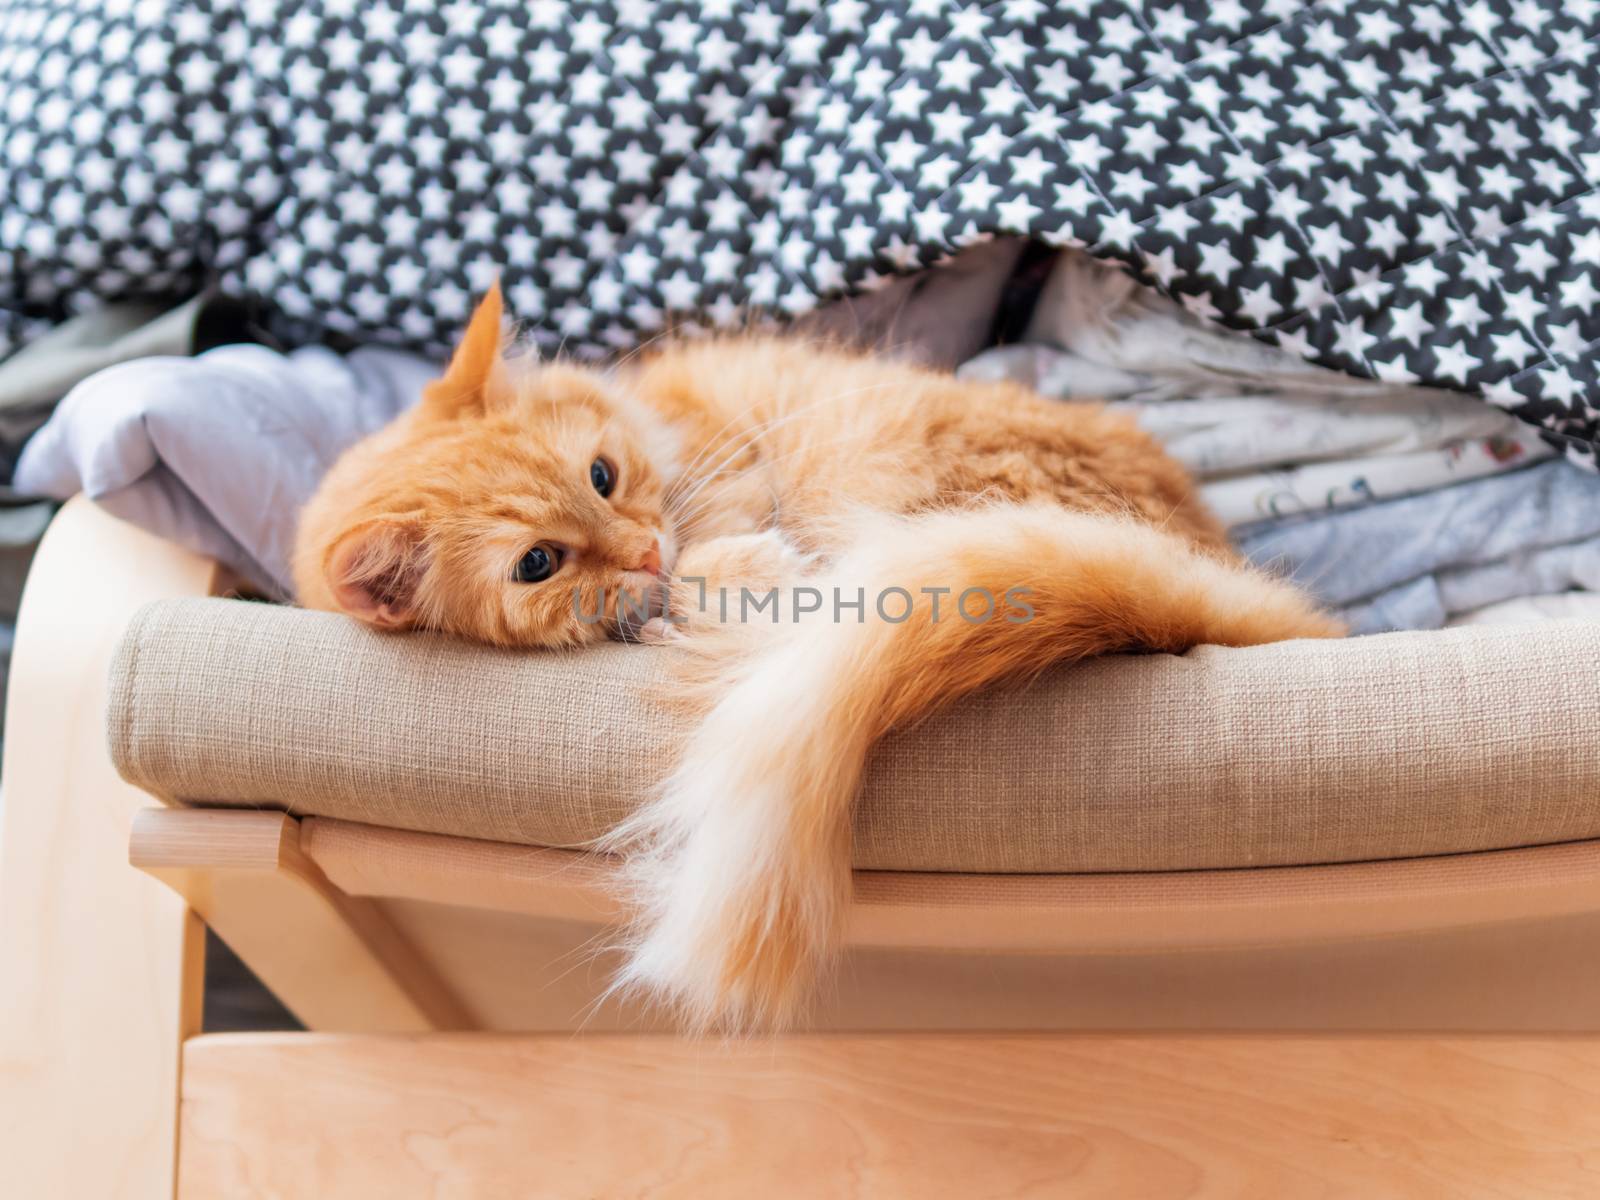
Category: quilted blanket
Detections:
[{"x1": 2, "y1": 1, "x2": 1599, "y2": 461}]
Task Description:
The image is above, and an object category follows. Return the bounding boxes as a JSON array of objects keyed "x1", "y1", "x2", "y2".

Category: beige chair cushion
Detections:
[{"x1": 108, "y1": 597, "x2": 1600, "y2": 873}]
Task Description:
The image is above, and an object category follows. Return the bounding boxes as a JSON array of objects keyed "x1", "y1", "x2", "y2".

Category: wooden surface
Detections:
[
  {"x1": 0, "y1": 499, "x2": 217, "y2": 1200},
  {"x1": 192, "y1": 810, "x2": 1600, "y2": 1032},
  {"x1": 182, "y1": 1031, "x2": 1600, "y2": 1199},
  {"x1": 298, "y1": 812, "x2": 1600, "y2": 952},
  {"x1": 131, "y1": 808, "x2": 473, "y2": 1032},
  {"x1": 370, "y1": 892, "x2": 1600, "y2": 1033}
]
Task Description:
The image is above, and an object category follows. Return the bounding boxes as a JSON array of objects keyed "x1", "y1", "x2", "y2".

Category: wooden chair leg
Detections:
[
  {"x1": 0, "y1": 499, "x2": 217, "y2": 1200},
  {"x1": 131, "y1": 809, "x2": 473, "y2": 1032}
]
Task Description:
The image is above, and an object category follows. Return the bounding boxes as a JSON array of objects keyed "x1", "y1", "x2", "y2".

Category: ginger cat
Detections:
[{"x1": 295, "y1": 284, "x2": 1340, "y2": 1031}]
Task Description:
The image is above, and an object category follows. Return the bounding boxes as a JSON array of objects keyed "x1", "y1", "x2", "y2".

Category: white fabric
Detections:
[
  {"x1": 1448, "y1": 592, "x2": 1600, "y2": 627},
  {"x1": 1193, "y1": 421, "x2": 1551, "y2": 527}
]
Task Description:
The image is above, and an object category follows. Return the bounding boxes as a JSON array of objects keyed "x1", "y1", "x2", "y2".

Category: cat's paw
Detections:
[
  {"x1": 676, "y1": 528, "x2": 807, "y2": 587},
  {"x1": 634, "y1": 616, "x2": 689, "y2": 645},
  {"x1": 669, "y1": 529, "x2": 808, "y2": 630}
]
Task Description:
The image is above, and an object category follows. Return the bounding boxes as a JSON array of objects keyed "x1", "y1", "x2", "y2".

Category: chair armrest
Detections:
[{"x1": 0, "y1": 497, "x2": 220, "y2": 1199}]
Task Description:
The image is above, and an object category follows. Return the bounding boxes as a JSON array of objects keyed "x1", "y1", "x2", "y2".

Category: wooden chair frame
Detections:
[{"x1": 5, "y1": 498, "x2": 1600, "y2": 1197}]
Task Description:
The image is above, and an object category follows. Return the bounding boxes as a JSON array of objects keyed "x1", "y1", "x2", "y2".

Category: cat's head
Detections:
[{"x1": 293, "y1": 285, "x2": 680, "y2": 648}]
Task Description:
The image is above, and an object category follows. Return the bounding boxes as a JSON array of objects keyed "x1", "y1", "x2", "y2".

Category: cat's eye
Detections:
[
  {"x1": 513, "y1": 543, "x2": 562, "y2": 584},
  {"x1": 590, "y1": 456, "x2": 616, "y2": 498}
]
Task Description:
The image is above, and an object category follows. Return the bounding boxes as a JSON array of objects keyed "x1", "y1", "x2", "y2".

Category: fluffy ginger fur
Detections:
[{"x1": 295, "y1": 285, "x2": 1342, "y2": 1031}]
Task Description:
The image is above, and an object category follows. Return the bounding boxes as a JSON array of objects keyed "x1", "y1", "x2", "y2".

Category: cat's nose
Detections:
[{"x1": 633, "y1": 544, "x2": 662, "y2": 577}]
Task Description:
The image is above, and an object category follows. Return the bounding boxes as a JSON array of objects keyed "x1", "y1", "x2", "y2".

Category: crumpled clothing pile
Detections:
[
  {"x1": 963, "y1": 254, "x2": 1600, "y2": 634},
  {"x1": 15, "y1": 246, "x2": 1600, "y2": 634}
]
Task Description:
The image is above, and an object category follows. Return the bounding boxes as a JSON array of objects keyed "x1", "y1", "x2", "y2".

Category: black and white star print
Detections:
[{"x1": 2, "y1": 0, "x2": 1599, "y2": 462}]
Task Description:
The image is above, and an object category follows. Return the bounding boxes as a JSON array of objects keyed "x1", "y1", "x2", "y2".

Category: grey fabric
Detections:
[
  {"x1": 1236, "y1": 460, "x2": 1600, "y2": 634},
  {"x1": 0, "y1": 298, "x2": 213, "y2": 482},
  {"x1": 0, "y1": 298, "x2": 222, "y2": 755},
  {"x1": 14, "y1": 344, "x2": 434, "y2": 595},
  {"x1": 793, "y1": 238, "x2": 1025, "y2": 369},
  {"x1": 0, "y1": 298, "x2": 202, "y2": 414},
  {"x1": 110, "y1": 598, "x2": 1600, "y2": 874}
]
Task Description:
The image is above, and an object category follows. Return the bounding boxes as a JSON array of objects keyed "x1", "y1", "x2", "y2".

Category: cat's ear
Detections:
[
  {"x1": 421, "y1": 282, "x2": 506, "y2": 416},
  {"x1": 324, "y1": 519, "x2": 429, "y2": 629}
]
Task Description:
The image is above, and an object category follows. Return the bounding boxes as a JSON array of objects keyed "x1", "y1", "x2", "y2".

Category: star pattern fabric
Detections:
[{"x1": 2, "y1": 0, "x2": 1600, "y2": 461}]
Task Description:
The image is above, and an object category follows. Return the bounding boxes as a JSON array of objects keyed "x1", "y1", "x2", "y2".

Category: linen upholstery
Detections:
[{"x1": 109, "y1": 598, "x2": 1600, "y2": 873}]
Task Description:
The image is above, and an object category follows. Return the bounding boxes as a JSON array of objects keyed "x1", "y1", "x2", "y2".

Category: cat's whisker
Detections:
[
  {"x1": 660, "y1": 403, "x2": 771, "y2": 505},
  {"x1": 665, "y1": 377, "x2": 904, "y2": 500},
  {"x1": 644, "y1": 340, "x2": 864, "y2": 498},
  {"x1": 605, "y1": 326, "x2": 680, "y2": 375},
  {"x1": 662, "y1": 381, "x2": 905, "y2": 520},
  {"x1": 668, "y1": 430, "x2": 868, "y2": 528},
  {"x1": 664, "y1": 427, "x2": 878, "y2": 538},
  {"x1": 662, "y1": 381, "x2": 889, "y2": 521}
]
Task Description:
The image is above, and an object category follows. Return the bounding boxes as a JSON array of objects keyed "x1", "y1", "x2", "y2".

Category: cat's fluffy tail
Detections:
[{"x1": 602, "y1": 504, "x2": 1340, "y2": 1032}]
